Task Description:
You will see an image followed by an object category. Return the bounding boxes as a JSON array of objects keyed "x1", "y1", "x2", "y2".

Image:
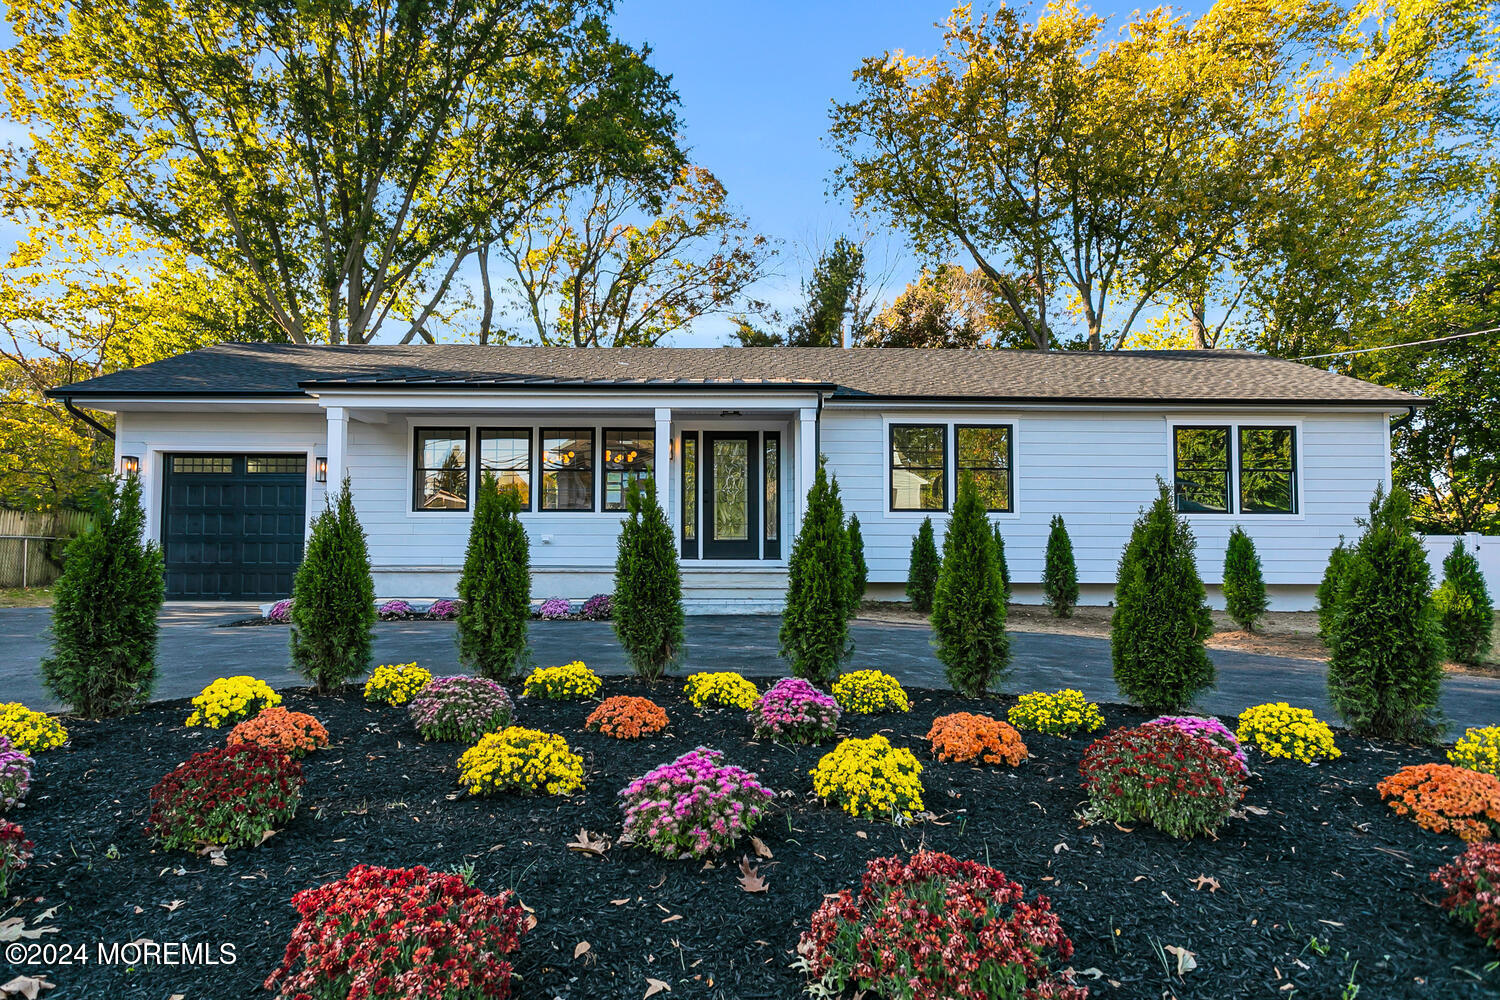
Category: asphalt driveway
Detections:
[{"x1": 4, "y1": 604, "x2": 1499, "y2": 732}]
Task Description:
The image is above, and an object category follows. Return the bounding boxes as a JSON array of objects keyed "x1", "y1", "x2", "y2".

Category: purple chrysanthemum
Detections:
[
  {"x1": 266, "y1": 599, "x2": 293, "y2": 624},
  {"x1": 619, "y1": 747, "x2": 774, "y2": 860},
  {"x1": 537, "y1": 597, "x2": 572, "y2": 620},
  {"x1": 748, "y1": 678, "x2": 841, "y2": 744},
  {"x1": 581, "y1": 593, "x2": 613, "y2": 621},
  {"x1": 1147, "y1": 715, "x2": 1250, "y2": 775}
]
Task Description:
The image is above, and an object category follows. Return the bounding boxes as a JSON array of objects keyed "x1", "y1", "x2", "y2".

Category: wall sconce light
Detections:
[
  {"x1": 315, "y1": 457, "x2": 328, "y2": 483},
  {"x1": 120, "y1": 455, "x2": 140, "y2": 477}
]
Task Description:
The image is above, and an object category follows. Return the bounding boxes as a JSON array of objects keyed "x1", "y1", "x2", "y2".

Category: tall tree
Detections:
[
  {"x1": 931, "y1": 475, "x2": 1010, "y2": 696},
  {"x1": 779, "y1": 466, "x2": 854, "y2": 684},
  {"x1": 496, "y1": 165, "x2": 772, "y2": 347},
  {"x1": 1, "y1": 0, "x2": 682, "y2": 346},
  {"x1": 457, "y1": 474, "x2": 531, "y2": 680},
  {"x1": 732, "y1": 236, "x2": 873, "y2": 347},
  {"x1": 858, "y1": 264, "x2": 1030, "y2": 349},
  {"x1": 613, "y1": 477, "x2": 685, "y2": 681}
]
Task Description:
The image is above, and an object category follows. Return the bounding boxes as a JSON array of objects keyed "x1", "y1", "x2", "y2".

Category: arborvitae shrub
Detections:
[
  {"x1": 42, "y1": 475, "x2": 165, "y2": 717},
  {"x1": 1111, "y1": 484, "x2": 1215, "y2": 712},
  {"x1": 1222, "y1": 526, "x2": 1269, "y2": 632},
  {"x1": 289, "y1": 478, "x2": 376, "y2": 693},
  {"x1": 613, "y1": 478, "x2": 685, "y2": 681},
  {"x1": 1434, "y1": 538, "x2": 1494, "y2": 665},
  {"x1": 931, "y1": 475, "x2": 1010, "y2": 696},
  {"x1": 1042, "y1": 515, "x2": 1078, "y2": 617},
  {"x1": 1326, "y1": 485, "x2": 1445, "y2": 741},
  {"x1": 1316, "y1": 538, "x2": 1352, "y2": 640},
  {"x1": 457, "y1": 474, "x2": 530, "y2": 680},
  {"x1": 992, "y1": 523, "x2": 1011, "y2": 604},
  {"x1": 846, "y1": 513, "x2": 868, "y2": 619},
  {"x1": 906, "y1": 517, "x2": 939, "y2": 613},
  {"x1": 780, "y1": 466, "x2": 853, "y2": 684}
]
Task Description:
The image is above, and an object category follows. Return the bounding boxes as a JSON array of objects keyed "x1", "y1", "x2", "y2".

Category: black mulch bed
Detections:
[{"x1": 8, "y1": 682, "x2": 1497, "y2": 999}]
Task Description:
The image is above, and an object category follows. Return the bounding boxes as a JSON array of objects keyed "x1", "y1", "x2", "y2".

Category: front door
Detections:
[{"x1": 701, "y1": 432, "x2": 759, "y2": 559}]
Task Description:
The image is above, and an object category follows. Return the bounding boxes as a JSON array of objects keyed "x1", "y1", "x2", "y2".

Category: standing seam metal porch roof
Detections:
[{"x1": 47, "y1": 342, "x2": 1425, "y2": 406}]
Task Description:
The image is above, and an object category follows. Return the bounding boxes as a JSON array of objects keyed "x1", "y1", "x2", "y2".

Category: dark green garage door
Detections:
[{"x1": 162, "y1": 454, "x2": 307, "y2": 600}]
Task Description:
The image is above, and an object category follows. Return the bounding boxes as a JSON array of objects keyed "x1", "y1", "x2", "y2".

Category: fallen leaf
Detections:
[
  {"x1": 750, "y1": 836, "x2": 772, "y2": 859},
  {"x1": 1165, "y1": 945, "x2": 1197, "y2": 976},
  {"x1": 1191, "y1": 875, "x2": 1221, "y2": 893},
  {"x1": 610, "y1": 898, "x2": 631, "y2": 906},
  {"x1": 574, "y1": 941, "x2": 591, "y2": 959},
  {"x1": 738, "y1": 856, "x2": 768, "y2": 893},
  {"x1": 0, "y1": 976, "x2": 55, "y2": 999},
  {"x1": 1053, "y1": 841, "x2": 1070, "y2": 854},
  {"x1": 161, "y1": 899, "x2": 186, "y2": 912},
  {"x1": 524, "y1": 915, "x2": 538, "y2": 931},
  {"x1": 567, "y1": 829, "x2": 611, "y2": 856},
  {"x1": 1243, "y1": 804, "x2": 1269, "y2": 816},
  {"x1": 1113, "y1": 823, "x2": 1135, "y2": 833},
  {"x1": 854, "y1": 830, "x2": 867, "y2": 840},
  {"x1": 257, "y1": 829, "x2": 279, "y2": 846},
  {"x1": 644, "y1": 978, "x2": 671, "y2": 997},
  {"x1": 661, "y1": 914, "x2": 682, "y2": 923},
  {"x1": 0, "y1": 920, "x2": 57, "y2": 943}
]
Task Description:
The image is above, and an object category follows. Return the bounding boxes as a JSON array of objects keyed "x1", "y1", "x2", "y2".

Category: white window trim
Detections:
[
  {"x1": 1164, "y1": 416, "x2": 1305, "y2": 521},
  {"x1": 880, "y1": 414, "x2": 1023, "y2": 521}
]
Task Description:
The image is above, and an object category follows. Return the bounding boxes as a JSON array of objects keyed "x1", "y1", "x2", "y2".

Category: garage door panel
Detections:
[{"x1": 163, "y1": 454, "x2": 306, "y2": 600}]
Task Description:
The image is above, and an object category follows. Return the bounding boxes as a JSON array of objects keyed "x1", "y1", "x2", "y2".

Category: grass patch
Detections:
[{"x1": 0, "y1": 586, "x2": 53, "y2": 608}]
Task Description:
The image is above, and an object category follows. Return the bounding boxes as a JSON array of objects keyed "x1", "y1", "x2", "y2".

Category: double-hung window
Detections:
[
  {"x1": 890, "y1": 424, "x2": 947, "y2": 511},
  {"x1": 478, "y1": 429, "x2": 532, "y2": 508},
  {"x1": 603, "y1": 430, "x2": 653, "y2": 510},
  {"x1": 541, "y1": 429, "x2": 594, "y2": 511},
  {"x1": 413, "y1": 429, "x2": 470, "y2": 511},
  {"x1": 1172, "y1": 424, "x2": 1296, "y2": 515}
]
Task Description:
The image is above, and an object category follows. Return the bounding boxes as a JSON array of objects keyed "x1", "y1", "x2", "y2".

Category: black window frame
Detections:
[
  {"x1": 601, "y1": 428, "x2": 655, "y2": 512},
  {"x1": 1238, "y1": 425, "x2": 1298, "y2": 515},
  {"x1": 954, "y1": 423, "x2": 1014, "y2": 513},
  {"x1": 476, "y1": 427, "x2": 534, "y2": 511},
  {"x1": 539, "y1": 427, "x2": 596, "y2": 513},
  {"x1": 412, "y1": 427, "x2": 472, "y2": 513},
  {"x1": 680, "y1": 431, "x2": 699, "y2": 559},
  {"x1": 1172, "y1": 425, "x2": 1232, "y2": 515},
  {"x1": 763, "y1": 431, "x2": 781, "y2": 559},
  {"x1": 889, "y1": 423, "x2": 948, "y2": 512}
]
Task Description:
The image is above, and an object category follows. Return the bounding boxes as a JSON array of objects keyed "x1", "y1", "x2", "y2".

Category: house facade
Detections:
[{"x1": 51, "y1": 343, "x2": 1422, "y2": 612}]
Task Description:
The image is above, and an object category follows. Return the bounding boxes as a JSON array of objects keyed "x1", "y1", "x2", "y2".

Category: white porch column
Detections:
[
  {"x1": 796, "y1": 406, "x2": 818, "y2": 536},
  {"x1": 326, "y1": 406, "x2": 349, "y2": 491},
  {"x1": 654, "y1": 406, "x2": 674, "y2": 532}
]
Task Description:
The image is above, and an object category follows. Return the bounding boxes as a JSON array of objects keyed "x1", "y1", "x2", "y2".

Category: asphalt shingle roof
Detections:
[{"x1": 50, "y1": 342, "x2": 1421, "y2": 406}]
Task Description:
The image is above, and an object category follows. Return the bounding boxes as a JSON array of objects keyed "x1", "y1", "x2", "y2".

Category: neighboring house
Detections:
[{"x1": 50, "y1": 343, "x2": 1422, "y2": 612}]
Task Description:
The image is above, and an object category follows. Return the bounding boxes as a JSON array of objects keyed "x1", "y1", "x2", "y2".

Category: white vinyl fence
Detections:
[{"x1": 1420, "y1": 533, "x2": 1500, "y2": 595}]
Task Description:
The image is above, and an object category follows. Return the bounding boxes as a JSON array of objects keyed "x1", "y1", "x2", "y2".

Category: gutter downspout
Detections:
[
  {"x1": 61, "y1": 396, "x2": 115, "y2": 442},
  {"x1": 1390, "y1": 405, "x2": 1417, "y2": 433}
]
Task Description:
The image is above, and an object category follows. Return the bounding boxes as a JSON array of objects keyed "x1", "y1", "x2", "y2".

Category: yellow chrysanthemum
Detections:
[
  {"x1": 363, "y1": 663, "x2": 433, "y2": 706},
  {"x1": 457, "y1": 727, "x2": 585, "y2": 796},
  {"x1": 184, "y1": 676, "x2": 281, "y2": 728},
  {"x1": 1007, "y1": 690, "x2": 1104, "y2": 736},
  {"x1": 522, "y1": 661, "x2": 601, "y2": 701},
  {"x1": 831, "y1": 671, "x2": 910, "y2": 715},
  {"x1": 684, "y1": 671, "x2": 758, "y2": 710},
  {"x1": 1236, "y1": 703, "x2": 1340, "y2": 764},
  {"x1": 0, "y1": 702, "x2": 68, "y2": 754},
  {"x1": 811, "y1": 734, "x2": 924, "y2": 820}
]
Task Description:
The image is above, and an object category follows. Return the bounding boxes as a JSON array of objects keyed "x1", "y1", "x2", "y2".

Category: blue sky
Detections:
[{"x1": 609, "y1": 0, "x2": 1141, "y2": 345}]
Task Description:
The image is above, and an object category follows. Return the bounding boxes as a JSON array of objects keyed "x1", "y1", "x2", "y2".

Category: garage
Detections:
[{"x1": 161, "y1": 454, "x2": 308, "y2": 600}]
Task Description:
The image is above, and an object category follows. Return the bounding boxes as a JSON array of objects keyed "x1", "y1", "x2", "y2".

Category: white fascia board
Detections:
[
  {"x1": 303, "y1": 388, "x2": 823, "y2": 412},
  {"x1": 825, "y1": 398, "x2": 1414, "y2": 418}
]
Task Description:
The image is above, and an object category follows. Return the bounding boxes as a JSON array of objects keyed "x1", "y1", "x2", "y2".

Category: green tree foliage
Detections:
[
  {"x1": 1433, "y1": 538, "x2": 1493, "y2": 666},
  {"x1": 1326, "y1": 485, "x2": 1446, "y2": 741},
  {"x1": 289, "y1": 478, "x2": 376, "y2": 694},
  {"x1": 858, "y1": 263, "x2": 1030, "y2": 348},
  {"x1": 1, "y1": 0, "x2": 683, "y2": 346},
  {"x1": 779, "y1": 466, "x2": 853, "y2": 684},
  {"x1": 1042, "y1": 515, "x2": 1079, "y2": 617},
  {"x1": 457, "y1": 474, "x2": 530, "y2": 680},
  {"x1": 846, "y1": 513, "x2": 868, "y2": 619},
  {"x1": 1111, "y1": 485, "x2": 1216, "y2": 712},
  {"x1": 732, "y1": 236, "x2": 875, "y2": 347},
  {"x1": 1317, "y1": 537, "x2": 1353, "y2": 640},
  {"x1": 993, "y1": 523, "x2": 1011, "y2": 604},
  {"x1": 41, "y1": 475, "x2": 164, "y2": 717},
  {"x1": 1222, "y1": 526, "x2": 1269, "y2": 632},
  {"x1": 497, "y1": 166, "x2": 772, "y2": 347},
  {"x1": 931, "y1": 475, "x2": 1010, "y2": 695},
  {"x1": 906, "y1": 517, "x2": 940, "y2": 613},
  {"x1": 613, "y1": 478, "x2": 685, "y2": 681}
]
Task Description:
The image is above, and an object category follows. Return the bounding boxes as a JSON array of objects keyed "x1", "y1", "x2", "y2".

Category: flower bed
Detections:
[
  {"x1": 748, "y1": 678, "x2": 840, "y2": 744},
  {"x1": 184, "y1": 676, "x2": 281, "y2": 729},
  {"x1": 619, "y1": 747, "x2": 773, "y2": 858},
  {"x1": 426, "y1": 598, "x2": 460, "y2": 620},
  {"x1": 926, "y1": 712, "x2": 1027, "y2": 766},
  {"x1": 265, "y1": 864, "x2": 528, "y2": 1000},
  {"x1": 537, "y1": 596, "x2": 572, "y2": 619},
  {"x1": 1007, "y1": 689, "x2": 1104, "y2": 736},
  {"x1": 227, "y1": 707, "x2": 329, "y2": 759},
  {"x1": 408, "y1": 676, "x2": 515, "y2": 742},
  {"x1": 1080, "y1": 724, "x2": 1247, "y2": 838},
  {"x1": 523, "y1": 661, "x2": 602, "y2": 700},
  {"x1": 377, "y1": 598, "x2": 413, "y2": 620},
  {"x1": 581, "y1": 593, "x2": 613, "y2": 620},
  {"x1": 266, "y1": 598, "x2": 292, "y2": 623},
  {"x1": 811, "y1": 734, "x2": 924, "y2": 820},
  {"x1": 796, "y1": 851, "x2": 1086, "y2": 1000},
  {"x1": 457, "y1": 727, "x2": 585, "y2": 796},
  {"x1": 586, "y1": 696, "x2": 669, "y2": 739},
  {"x1": 147, "y1": 743, "x2": 303, "y2": 851},
  {"x1": 1378, "y1": 763, "x2": 1500, "y2": 841}
]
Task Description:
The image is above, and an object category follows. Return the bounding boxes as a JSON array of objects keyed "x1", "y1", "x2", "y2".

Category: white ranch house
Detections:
[{"x1": 52, "y1": 344, "x2": 1421, "y2": 613}]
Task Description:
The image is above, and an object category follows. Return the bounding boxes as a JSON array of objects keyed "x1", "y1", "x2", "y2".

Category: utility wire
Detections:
[{"x1": 1293, "y1": 326, "x2": 1499, "y2": 361}]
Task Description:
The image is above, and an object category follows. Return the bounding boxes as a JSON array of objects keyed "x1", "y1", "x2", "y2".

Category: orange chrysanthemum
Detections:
[
  {"x1": 227, "y1": 707, "x2": 329, "y2": 759},
  {"x1": 927, "y1": 712, "x2": 1028, "y2": 767},
  {"x1": 1377, "y1": 763, "x2": 1500, "y2": 842},
  {"x1": 586, "y1": 696, "x2": 668, "y2": 740}
]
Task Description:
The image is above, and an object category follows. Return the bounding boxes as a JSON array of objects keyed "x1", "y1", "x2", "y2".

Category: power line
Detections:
[{"x1": 1293, "y1": 326, "x2": 1499, "y2": 361}]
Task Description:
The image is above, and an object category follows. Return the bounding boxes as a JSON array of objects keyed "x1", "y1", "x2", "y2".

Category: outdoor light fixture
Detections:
[
  {"x1": 315, "y1": 457, "x2": 328, "y2": 482},
  {"x1": 120, "y1": 455, "x2": 140, "y2": 477}
]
